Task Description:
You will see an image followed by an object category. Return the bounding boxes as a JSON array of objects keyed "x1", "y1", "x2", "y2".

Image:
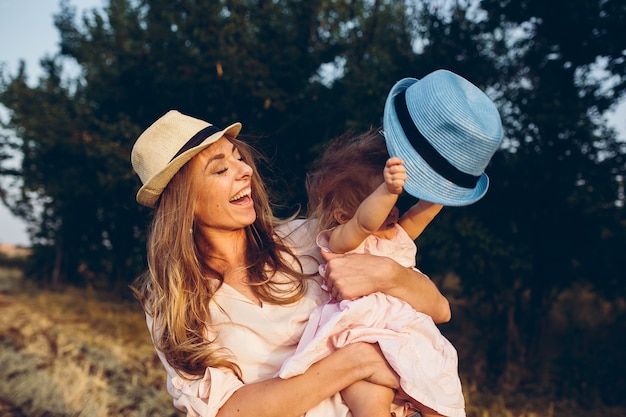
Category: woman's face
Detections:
[{"x1": 189, "y1": 137, "x2": 256, "y2": 234}]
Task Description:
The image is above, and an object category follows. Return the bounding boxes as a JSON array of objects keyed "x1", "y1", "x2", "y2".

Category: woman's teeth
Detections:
[{"x1": 230, "y1": 189, "x2": 251, "y2": 202}]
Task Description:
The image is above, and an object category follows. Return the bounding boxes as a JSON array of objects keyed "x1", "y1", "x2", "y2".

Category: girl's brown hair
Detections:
[
  {"x1": 306, "y1": 128, "x2": 390, "y2": 231},
  {"x1": 132, "y1": 136, "x2": 309, "y2": 379}
]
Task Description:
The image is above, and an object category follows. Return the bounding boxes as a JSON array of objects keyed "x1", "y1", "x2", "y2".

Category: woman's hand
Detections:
[
  {"x1": 321, "y1": 250, "x2": 395, "y2": 300},
  {"x1": 321, "y1": 250, "x2": 451, "y2": 323},
  {"x1": 349, "y1": 342, "x2": 400, "y2": 389}
]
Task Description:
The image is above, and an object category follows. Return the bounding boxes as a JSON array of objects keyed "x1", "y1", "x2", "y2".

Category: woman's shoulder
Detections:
[
  {"x1": 276, "y1": 218, "x2": 323, "y2": 262},
  {"x1": 276, "y1": 218, "x2": 317, "y2": 242}
]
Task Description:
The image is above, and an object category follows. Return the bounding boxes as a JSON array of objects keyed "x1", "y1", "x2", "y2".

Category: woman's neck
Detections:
[
  {"x1": 196, "y1": 229, "x2": 262, "y2": 305},
  {"x1": 196, "y1": 228, "x2": 249, "y2": 279}
]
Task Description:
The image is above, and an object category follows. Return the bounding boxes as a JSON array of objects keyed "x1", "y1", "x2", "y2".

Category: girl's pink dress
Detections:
[{"x1": 278, "y1": 224, "x2": 466, "y2": 417}]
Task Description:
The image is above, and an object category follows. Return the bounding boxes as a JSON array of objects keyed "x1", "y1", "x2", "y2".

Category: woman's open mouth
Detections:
[{"x1": 230, "y1": 188, "x2": 252, "y2": 205}]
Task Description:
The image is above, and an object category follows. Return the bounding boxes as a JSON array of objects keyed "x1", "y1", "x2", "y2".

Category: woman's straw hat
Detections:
[{"x1": 131, "y1": 110, "x2": 241, "y2": 207}]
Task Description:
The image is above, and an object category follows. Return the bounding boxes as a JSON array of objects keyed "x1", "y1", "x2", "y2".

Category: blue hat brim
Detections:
[{"x1": 383, "y1": 77, "x2": 489, "y2": 206}]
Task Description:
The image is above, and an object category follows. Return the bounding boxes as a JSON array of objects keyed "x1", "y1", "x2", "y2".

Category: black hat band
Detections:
[
  {"x1": 394, "y1": 90, "x2": 480, "y2": 189},
  {"x1": 169, "y1": 125, "x2": 222, "y2": 162}
]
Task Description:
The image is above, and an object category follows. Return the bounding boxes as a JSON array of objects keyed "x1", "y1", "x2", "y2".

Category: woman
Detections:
[{"x1": 130, "y1": 110, "x2": 451, "y2": 417}]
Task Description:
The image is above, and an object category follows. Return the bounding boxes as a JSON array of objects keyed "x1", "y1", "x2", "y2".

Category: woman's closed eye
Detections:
[
  {"x1": 205, "y1": 144, "x2": 245, "y2": 175},
  {"x1": 212, "y1": 157, "x2": 244, "y2": 175},
  {"x1": 234, "y1": 148, "x2": 245, "y2": 162}
]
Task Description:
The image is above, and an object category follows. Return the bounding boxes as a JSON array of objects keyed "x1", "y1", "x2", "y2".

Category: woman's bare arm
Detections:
[{"x1": 216, "y1": 343, "x2": 399, "y2": 417}]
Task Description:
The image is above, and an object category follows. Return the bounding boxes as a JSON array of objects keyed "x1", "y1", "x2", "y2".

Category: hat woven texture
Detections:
[
  {"x1": 383, "y1": 69, "x2": 503, "y2": 206},
  {"x1": 131, "y1": 110, "x2": 242, "y2": 208}
]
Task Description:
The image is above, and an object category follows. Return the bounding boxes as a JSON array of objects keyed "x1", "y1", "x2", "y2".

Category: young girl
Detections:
[
  {"x1": 279, "y1": 69, "x2": 503, "y2": 417},
  {"x1": 278, "y1": 129, "x2": 465, "y2": 417}
]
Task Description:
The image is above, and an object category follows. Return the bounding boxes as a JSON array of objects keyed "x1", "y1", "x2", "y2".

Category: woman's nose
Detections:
[{"x1": 238, "y1": 159, "x2": 253, "y2": 177}]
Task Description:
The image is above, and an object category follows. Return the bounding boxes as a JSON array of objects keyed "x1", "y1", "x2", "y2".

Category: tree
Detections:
[
  {"x1": 415, "y1": 0, "x2": 626, "y2": 399},
  {"x1": 0, "y1": 0, "x2": 425, "y2": 289}
]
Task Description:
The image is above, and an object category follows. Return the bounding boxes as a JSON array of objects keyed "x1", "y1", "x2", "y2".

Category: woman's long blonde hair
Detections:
[{"x1": 132, "y1": 136, "x2": 309, "y2": 378}]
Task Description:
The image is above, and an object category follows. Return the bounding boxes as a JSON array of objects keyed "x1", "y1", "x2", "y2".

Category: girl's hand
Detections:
[{"x1": 384, "y1": 157, "x2": 406, "y2": 195}]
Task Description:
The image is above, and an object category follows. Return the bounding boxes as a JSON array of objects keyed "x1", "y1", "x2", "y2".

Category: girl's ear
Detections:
[{"x1": 333, "y1": 208, "x2": 351, "y2": 225}]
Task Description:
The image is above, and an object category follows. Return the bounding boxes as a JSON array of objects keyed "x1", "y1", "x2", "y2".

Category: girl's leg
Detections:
[
  {"x1": 396, "y1": 387, "x2": 445, "y2": 417},
  {"x1": 342, "y1": 380, "x2": 395, "y2": 417},
  {"x1": 416, "y1": 403, "x2": 445, "y2": 417}
]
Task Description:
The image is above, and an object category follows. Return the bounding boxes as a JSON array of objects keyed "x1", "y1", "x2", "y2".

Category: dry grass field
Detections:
[
  {"x1": 0, "y1": 267, "x2": 182, "y2": 417},
  {"x1": 1, "y1": 266, "x2": 624, "y2": 417}
]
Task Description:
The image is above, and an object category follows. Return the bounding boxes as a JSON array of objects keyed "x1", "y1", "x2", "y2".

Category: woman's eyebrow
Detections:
[{"x1": 203, "y1": 144, "x2": 237, "y2": 170}]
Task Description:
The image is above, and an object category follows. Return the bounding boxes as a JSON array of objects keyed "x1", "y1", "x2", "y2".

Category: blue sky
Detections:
[
  {"x1": 0, "y1": 0, "x2": 102, "y2": 245},
  {"x1": 0, "y1": 1, "x2": 624, "y2": 246}
]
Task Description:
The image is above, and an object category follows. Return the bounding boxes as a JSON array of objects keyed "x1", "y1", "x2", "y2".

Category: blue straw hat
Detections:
[{"x1": 383, "y1": 69, "x2": 503, "y2": 206}]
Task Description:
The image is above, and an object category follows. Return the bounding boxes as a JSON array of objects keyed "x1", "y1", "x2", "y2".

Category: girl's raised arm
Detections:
[
  {"x1": 328, "y1": 157, "x2": 407, "y2": 253},
  {"x1": 398, "y1": 200, "x2": 443, "y2": 241}
]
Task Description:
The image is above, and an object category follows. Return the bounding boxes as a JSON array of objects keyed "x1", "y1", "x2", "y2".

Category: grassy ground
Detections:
[
  {"x1": 1, "y1": 267, "x2": 624, "y2": 417},
  {"x1": 0, "y1": 267, "x2": 181, "y2": 417}
]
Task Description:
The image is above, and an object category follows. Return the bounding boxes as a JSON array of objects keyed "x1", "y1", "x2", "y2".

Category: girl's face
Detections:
[
  {"x1": 189, "y1": 137, "x2": 256, "y2": 234},
  {"x1": 374, "y1": 205, "x2": 400, "y2": 241},
  {"x1": 381, "y1": 205, "x2": 400, "y2": 229}
]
